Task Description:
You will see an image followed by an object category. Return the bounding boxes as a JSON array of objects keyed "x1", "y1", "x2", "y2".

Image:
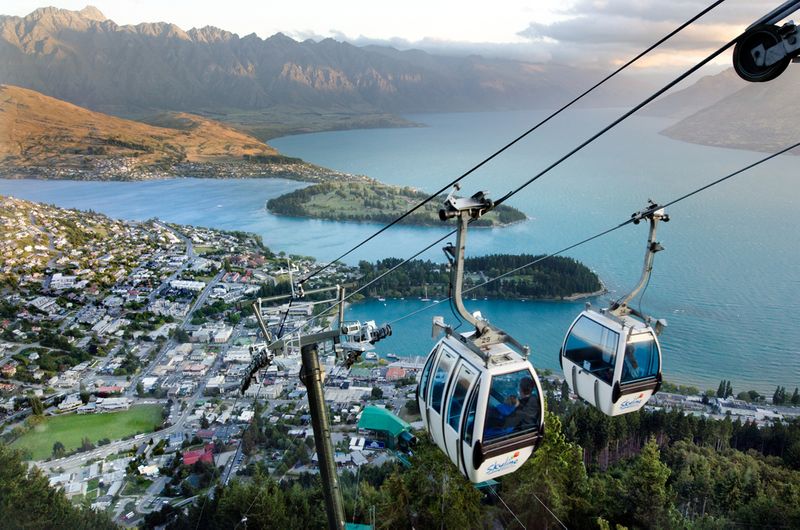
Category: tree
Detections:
[
  {"x1": 52, "y1": 441, "x2": 65, "y2": 458},
  {"x1": 30, "y1": 396, "x2": 44, "y2": 416},
  {"x1": 561, "y1": 380, "x2": 571, "y2": 402},
  {"x1": 200, "y1": 414, "x2": 210, "y2": 429},
  {"x1": 371, "y1": 386, "x2": 383, "y2": 400},
  {"x1": 174, "y1": 328, "x2": 190, "y2": 343},
  {"x1": 79, "y1": 437, "x2": 94, "y2": 452},
  {"x1": 503, "y1": 413, "x2": 590, "y2": 528},
  {"x1": 792, "y1": 387, "x2": 800, "y2": 406},
  {"x1": 79, "y1": 383, "x2": 90, "y2": 404},
  {"x1": 624, "y1": 438, "x2": 675, "y2": 529},
  {"x1": 136, "y1": 381, "x2": 144, "y2": 396},
  {"x1": 0, "y1": 444, "x2": 116, "y2": 529},
  {"x1": 404, "y1": 399, "x2": 420, "y2": 415}
]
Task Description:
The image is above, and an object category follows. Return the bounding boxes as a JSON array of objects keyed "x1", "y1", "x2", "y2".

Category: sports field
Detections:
[{"x1": 11, "y1": 404, "x2": 163, "y2": 460}]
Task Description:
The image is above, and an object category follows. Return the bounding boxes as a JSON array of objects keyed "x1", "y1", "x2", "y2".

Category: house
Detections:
[
  {"x1": 183, "y1": 444, "x2": 214, "y2": 466},
  {"x1": 1, "y1": 363, "x2": 16, "y2": 378},
  {"x1": 385, "y1": 367, "x2": 407, "y2": 381}
]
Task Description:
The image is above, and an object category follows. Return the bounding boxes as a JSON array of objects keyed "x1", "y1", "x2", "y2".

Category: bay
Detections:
[{"x1": 1, "y1": 108, "x2": 798, "y2": 393}]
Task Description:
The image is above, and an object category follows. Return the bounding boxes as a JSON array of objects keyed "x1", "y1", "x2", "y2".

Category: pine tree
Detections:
[
  {"x1": 625, "y1": 438, "x2": 674, "y2": 529},
  {"x1": 717, "y1": 380, "x2": 726, "y2": 398}
]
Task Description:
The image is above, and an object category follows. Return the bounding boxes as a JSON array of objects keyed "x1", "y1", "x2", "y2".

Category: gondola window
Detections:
[
  {"x1": 621, "y1": 334, "x2": 659, "y2": 383},
  {"x1": 483, "y1": 369, "x2": 541, "y2": 442},
  {"x1": 431, "y1": 351, "x2": 455, "y2": 413},
  {"x1": 448, "y1": 366, "x2": 472, "y2": 430},
  {"x1": 463, "y1": 381, "x2": 480, "y2": 446},
  {"x1": 564, "y1": 316, "x2": 619, "y2": 384}
]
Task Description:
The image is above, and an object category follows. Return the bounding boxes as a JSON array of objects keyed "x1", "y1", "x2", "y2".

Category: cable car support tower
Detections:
[
  {"x1": 435, "y1": 185, "x2": 530, "y2": 362},
  {"x1": 240, "y1": 286, "x2": 391, "y2": 530},
  {"x1": 606, "y1": 200, "x2": 669, "y2": 334}
]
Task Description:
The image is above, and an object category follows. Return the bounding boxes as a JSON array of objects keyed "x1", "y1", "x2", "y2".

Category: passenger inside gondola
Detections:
[
  {"x1": 621, "y1": 334, "x2": 659, "y2": 383},
  {"x1": 484, "y1": 370, "x2": 540, "y2": 441}
]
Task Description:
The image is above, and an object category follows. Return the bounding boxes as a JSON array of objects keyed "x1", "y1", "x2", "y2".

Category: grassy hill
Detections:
[
  {"x1": 0, "y1": 84, "x2": 339, "y2": 180},
  {"x1": 267, "y1": 180, "x2": 528, "y2": 227}
]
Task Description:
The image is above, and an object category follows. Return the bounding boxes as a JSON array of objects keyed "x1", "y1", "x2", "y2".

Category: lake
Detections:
[{"x1": 1, "y1": 108, "x2": 798, "y2": 393}]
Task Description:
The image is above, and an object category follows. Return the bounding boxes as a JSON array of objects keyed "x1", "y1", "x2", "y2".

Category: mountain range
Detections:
[
  {"x1": 0, "y1": 5, "x2": 797, "y2": 154},
  {"x1": 0, "y1": 7, "x2": 583, "y2": 115}
]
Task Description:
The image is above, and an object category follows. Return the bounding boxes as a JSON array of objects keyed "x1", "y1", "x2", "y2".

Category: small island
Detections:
[
  {"x1": 266, "y1": 180, "x2": 528, "y2": 227},
  {"x1": 356, "y1": 254, "x2": 604, "y2": 300}
]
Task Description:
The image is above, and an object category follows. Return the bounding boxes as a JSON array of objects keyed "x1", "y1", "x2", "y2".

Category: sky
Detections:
[{"x1": 2, "y1": 0, "x2": 789, "y2": 71}]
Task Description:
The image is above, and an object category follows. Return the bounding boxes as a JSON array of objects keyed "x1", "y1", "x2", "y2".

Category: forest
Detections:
[
  {"x1": 2, "y1": 383, "x2": 799, "y2": 529},
  {"x1": 148, "y1": 388, "x2": 800, "y2": 530},
  {"x1": 357, "y1": 253, "x2": 603, "y2": 300}
]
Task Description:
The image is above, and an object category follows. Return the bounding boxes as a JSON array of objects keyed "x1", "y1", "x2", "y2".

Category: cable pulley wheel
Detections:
[{"x1": 733, "y1": 24, "x2": 791, "y2": 82}]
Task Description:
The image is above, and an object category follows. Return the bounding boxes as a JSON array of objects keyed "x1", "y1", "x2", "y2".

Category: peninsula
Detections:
[{"x1": 0, "y1": 85, "x2": 344, "y2": 182}]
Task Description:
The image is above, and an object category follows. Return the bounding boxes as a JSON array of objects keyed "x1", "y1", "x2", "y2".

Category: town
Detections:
[{"x1": 1, "y1": 195, "x2": 798, "y2": 527}]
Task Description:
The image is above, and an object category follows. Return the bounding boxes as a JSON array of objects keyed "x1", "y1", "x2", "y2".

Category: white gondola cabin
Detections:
[
  {"x1": 560, "y1": 200, "x2": 668, "y2": 417},
  {"x1": 418, "y1": 332, "x2": 545, "y2": 483},
  {"x1": 416, "y1": 187, "x2": 545, "y2": 483},
  {"x1": 560, "y1": 309, "x2": 662, "y2": 416}
]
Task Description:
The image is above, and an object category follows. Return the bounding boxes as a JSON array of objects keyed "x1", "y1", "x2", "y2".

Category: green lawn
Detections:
[{"x1": 12, "y1": 405, "x2": 163, "y2": 460}]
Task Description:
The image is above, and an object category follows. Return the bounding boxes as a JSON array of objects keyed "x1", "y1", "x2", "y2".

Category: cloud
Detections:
[
  {"x1": 559, "y1": 0, "x2": 777, "y2": 24},
  {"x1": 513, "y1": 0, "x2": 788, "y2": 69},
  {"x1": 287, "y1": 0, "x2": 788, "y2": 72}
]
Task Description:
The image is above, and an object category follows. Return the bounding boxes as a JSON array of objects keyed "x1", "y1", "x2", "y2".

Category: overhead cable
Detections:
[
  {"x1": 297, "y1": 0, "x2": 728, "y2": 285},
  {"x1": 387, "y1": 139, "x2": 800, "y2": 326}
]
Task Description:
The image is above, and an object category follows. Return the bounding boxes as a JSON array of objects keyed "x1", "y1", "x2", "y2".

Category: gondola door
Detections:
[
  {"x1": 442, "y1": 361, "x2": 479, "y2": 475},
  {"x1": 426, "y1": 344, "x2": 458, "y2": 450}
]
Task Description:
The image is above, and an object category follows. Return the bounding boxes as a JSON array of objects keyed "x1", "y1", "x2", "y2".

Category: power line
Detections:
[
  {"x1": 297, "y1": 0, "x2": 727, "y2": 286},
  {"x1": 493, "y1": 36, "x2": 738, "y2": 208},
  {"x1": 489, "y1": 485, "x2": 527, "y2": 529}
]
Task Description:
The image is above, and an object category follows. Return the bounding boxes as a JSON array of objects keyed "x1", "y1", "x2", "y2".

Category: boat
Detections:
[
  {"x1": 377, "y1": 297, "x2": 386, "y2": 302},
  {"x1": 364, "y1": 352, "x2": 378, "y2": 361},
  {"x1": 386, "y1": 353, "x2": 400, "y2": 361},
  {"x1": 420, "y1": 285, "x2": 431, "y2": 302}
]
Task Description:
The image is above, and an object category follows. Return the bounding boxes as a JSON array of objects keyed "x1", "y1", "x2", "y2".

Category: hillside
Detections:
[
  {"x1": 266, "y1": 181, "x2": 528, "y2": 227},
  {"x1": 658, "y1": 66, "x2": 800, "y2": 154},
  {"x1": 645, "y1": 68, "x2": 747, "y2": 119},
  {"x1": 0, "y1": 85, "x2": 340, "y2": 180}
]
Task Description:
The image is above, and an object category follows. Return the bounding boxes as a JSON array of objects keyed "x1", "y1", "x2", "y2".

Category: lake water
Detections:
[{"x1": 1, "y1": 108, "x2": 798, "y2": 393}]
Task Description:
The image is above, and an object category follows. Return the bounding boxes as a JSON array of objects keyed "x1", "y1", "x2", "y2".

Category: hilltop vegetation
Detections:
[
  {"x1": 357, "y1": 254, "x2": 602, "y2": 299},
  {"x1": 267, "y1": 181, "x2": 527, "y2": 227}
]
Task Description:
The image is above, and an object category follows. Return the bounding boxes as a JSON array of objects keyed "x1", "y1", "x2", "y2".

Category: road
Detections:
[
  {"x1": 27, "y1": 212, "x2": 60, "y2": 269},
  {"x1": 147, "y1": 222, "x2": 196, "y2": 304}
]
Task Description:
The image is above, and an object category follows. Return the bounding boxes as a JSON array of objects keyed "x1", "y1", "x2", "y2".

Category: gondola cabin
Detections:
[
  {"x1": 560, "y1": 309, "x2": 662, "y2": 416},
  {"x1": 417, "y1": 333, "x2": 545, "y2": 483}
]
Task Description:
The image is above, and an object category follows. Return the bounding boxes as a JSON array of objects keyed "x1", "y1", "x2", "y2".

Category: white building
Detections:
[
  {"x1": 58, "y1": 394, "x2": 83, "y2": 412},
  {"x1": 96, "y1": 397, "x2": 131, "y2": 411},
  {"x1": 170, "y1": 280, "x2": 206, "y2": 292},
  {"x1": 49, "y1": 273, "x2": 76, "y2": 290}
]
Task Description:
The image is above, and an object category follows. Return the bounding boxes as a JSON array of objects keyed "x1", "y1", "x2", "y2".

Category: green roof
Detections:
[{"x1": 357, "y1": 405, "x2": 411, "y2": 437}]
